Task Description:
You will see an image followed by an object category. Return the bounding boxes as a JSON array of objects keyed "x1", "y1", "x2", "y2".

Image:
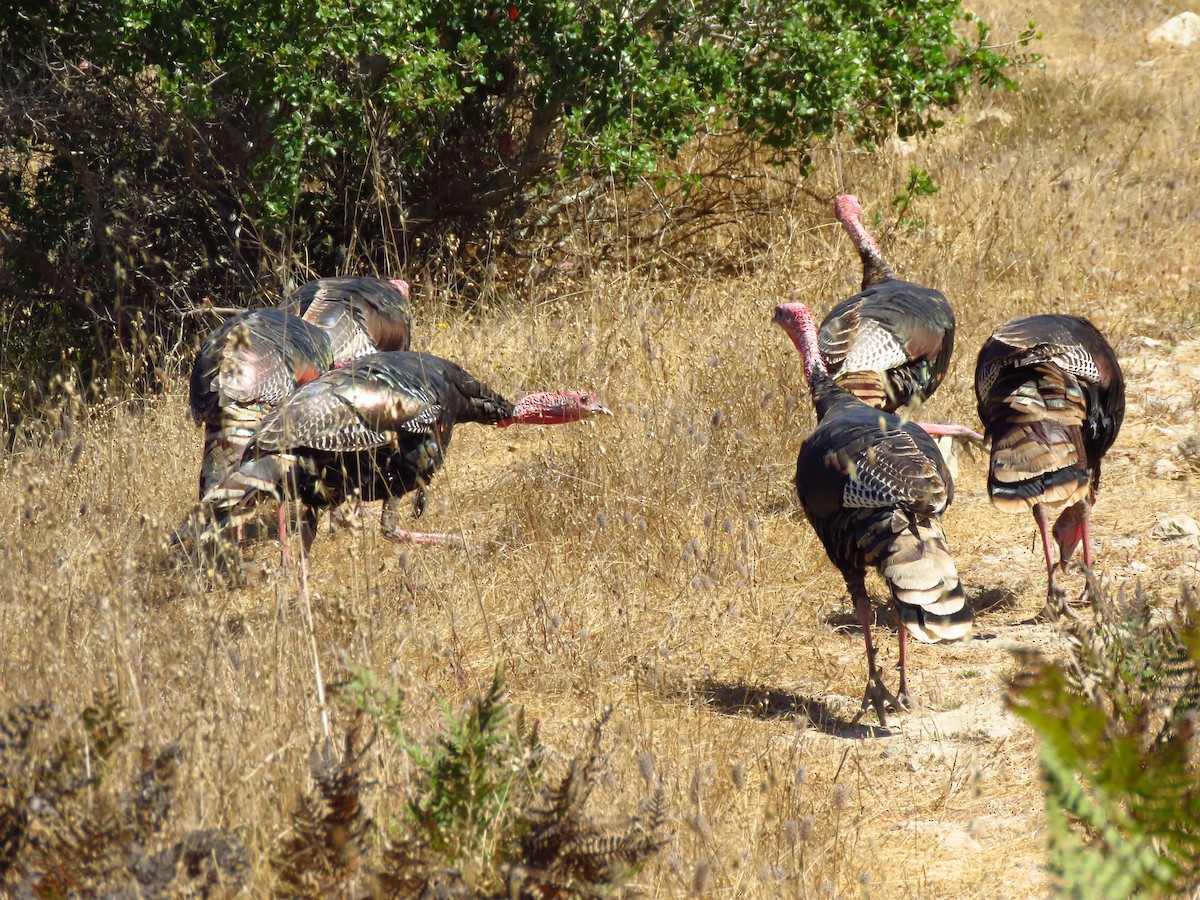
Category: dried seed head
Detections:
[
  {"x1": 637, "y1": 751, "x2": 656, "y2": 785},
  {"x1": 730, "y1": 764, "x2": 746, "y2": 790},
  {"x1": 833, "y1": 784, "x2": 849, "y2": 809},
  {"x1": 692, "y1": 860, "x2": 712, "y2": 894}
]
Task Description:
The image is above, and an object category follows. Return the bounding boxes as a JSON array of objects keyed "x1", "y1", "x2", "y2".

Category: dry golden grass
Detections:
[{"x1": 3, "y1": 1, "x2": 1200, "y2": 894}]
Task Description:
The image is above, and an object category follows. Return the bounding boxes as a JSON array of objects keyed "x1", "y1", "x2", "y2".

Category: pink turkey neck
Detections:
[
  {"x1": 388, "y1": 279, "x2": 411, "y2": 299},
  {"x1": 834, "y1": 193, "x2": 884, "y2": 260},
  {"x1": 497, "y1": 391, "x2": 604, "y2": 427},
  {"x1": 773, "y1": 303, "x2": 826, "y2": 383}
]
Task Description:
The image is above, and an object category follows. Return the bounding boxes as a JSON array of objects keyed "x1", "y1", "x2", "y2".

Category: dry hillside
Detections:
[{"x1": 2, "y1": 0, "x2": 1199, "y2": 895}]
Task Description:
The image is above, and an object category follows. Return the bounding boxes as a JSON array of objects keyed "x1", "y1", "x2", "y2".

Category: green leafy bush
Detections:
[
  {"x1": 0, "y1": 0, "x2": 1036, "y2": 422},
  {"x1": 1008, "y1": 582, "x2": 1200, "y2": 897},
  {"x1": 333, "y1": 666, "x2": 670, "y2": 897}
]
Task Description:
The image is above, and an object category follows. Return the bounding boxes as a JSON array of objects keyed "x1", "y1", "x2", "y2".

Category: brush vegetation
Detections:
[
  {"x1": 1008, "y1": 582, "x2": 1200, "y2": 896},
  {"x1": 2, "y1": 0, "x2": 1200, "y2": 895},
  {"x1": 0, "y1": 0, "x2": 1034, "y2": 427}
]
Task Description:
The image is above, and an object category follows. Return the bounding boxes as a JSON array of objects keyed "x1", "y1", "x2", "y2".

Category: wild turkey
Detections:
[
  {"x1": 203, "y1": 351, "x2": 610, "y2": 569},
  {"x1": 189, "y1": 309, "x2": 335, "y2": 500},
  {"x1": 819, "y1": 194, "x2": 981, "y2": 444},
  {"x1": 975, "y1": 314, "x2": 1125, "y2": 612},
  {"x1": 775, "y1": 301, "x2": 972, "y2": 724},
  {"x1": 284, "y1": 276, "x2": 413, "y2": 361}
]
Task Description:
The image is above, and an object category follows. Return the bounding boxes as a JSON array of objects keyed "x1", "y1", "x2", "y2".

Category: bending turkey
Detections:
[
  {"x1": 204, "y1": 351, "x2": 610, "y2": 567},
  {"x1": 189, "y1": 309, "x2": 335, "y2": 500},
  {"x1": 776, "y1": 302, "x2": 972, "y2": 724},
  {"x1": 819, "y1": 194, "x2": 980, "y2": 444},
  {"x1": 975, "y1": 314, "x2": 1124, "y2": 613},
  {"x1": 284, "y1": 276, "x2": 413, "y2": 361}
]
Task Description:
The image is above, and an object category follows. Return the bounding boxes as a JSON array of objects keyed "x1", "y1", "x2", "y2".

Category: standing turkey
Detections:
[
  {"x1": 189, "y1": 309, "x2": 335, "y2": 500},
  {"x1": 975, "y1": 314, "x2": 1125, "y2": 613},
  {"x1": 203, "y1": 351, "x2": 610, "y2": 570},
  {"x1": 284, "y1": 276, "x2": 413, "y2": 361},
  {"x1": 776, "y1": 301, "x2": 972, "y2": 724},
  {"x1": 818, "y1": 194, "x2": 981, "y2": 444}
]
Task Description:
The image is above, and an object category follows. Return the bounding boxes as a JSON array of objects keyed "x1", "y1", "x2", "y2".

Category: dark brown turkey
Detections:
[
  {"x1": 189, "y1": 309, "x2": 335, "y2": 499},
  {"x1": 203, "y1": 351, "x2": 610, "y2": 572},
  {"x1": 776, "y1": 301, "x2": 971, "y2": 724},
  {"x1": 284, "y1": 276, "x2": 413, "y2": 361},
  {"x1": 819, "y1": 194, "x2": 980, "y2": 444},
  {"x1": 975, "y1": 314, "x2": 1125, "y2": 612}
]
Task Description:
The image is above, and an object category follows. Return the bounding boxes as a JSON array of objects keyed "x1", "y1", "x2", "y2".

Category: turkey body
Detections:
[
  {"x1": 777, "y1": 302, "x2": 970, "y2": 723},
  {"x1": 208, "y1": 351, "x2": 514, "y2": 526},
  {"x1": 975, "y1": 314, "x2": 1125, "y2": 606},
  {"x1": 796, "y1": 397, "x2": 969, "y2": 646},
  {"x1": 189, "y1": 309, "x2": 335, "y2": 498},
  {"x1": 818, "y1": 283, "x2": 955, "y2": 412},
  {"x1": 284, "y1": 276, "x2": 412, "y2": 362},
  {"x1": 818, "y1": 194, "x2": 956, "y2": 414}
]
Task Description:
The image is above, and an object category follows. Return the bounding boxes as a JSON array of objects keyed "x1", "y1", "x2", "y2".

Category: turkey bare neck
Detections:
[
  {"x1": 773, "y1": 302, "x2": 845, "y2": 421},
  {"x1": 834, "y1": 194, "x2": 896, "y2": 289}
]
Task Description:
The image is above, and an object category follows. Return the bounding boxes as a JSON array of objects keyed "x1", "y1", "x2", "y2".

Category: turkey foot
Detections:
[
  {"x1": 381, "y1": 527, "x2": 471, "y2": 549},
  {"x1": 854, "y1": 671, "x2": 908, "y2": 727},
  {"x1": 915, "y1": 422, "x2": 985, "y2": 445},
  {"x1": 1036, "y1": 577, "x2": 1082, "y2": 623}
]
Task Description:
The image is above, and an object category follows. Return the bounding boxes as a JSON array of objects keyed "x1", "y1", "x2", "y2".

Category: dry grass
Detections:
[{"x1": 3, "y1": 1, "x2": 1200, "y2": 895}]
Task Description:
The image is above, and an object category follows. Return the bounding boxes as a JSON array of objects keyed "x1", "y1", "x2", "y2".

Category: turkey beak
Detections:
[{"x1": 594, "y1": 404, "x2": 613, "y2": 417}]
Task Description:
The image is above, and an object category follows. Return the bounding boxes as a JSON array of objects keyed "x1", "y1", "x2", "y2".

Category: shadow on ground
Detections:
[{"x1": 683, "y1": 679, "x2": 892, "y2": 740}]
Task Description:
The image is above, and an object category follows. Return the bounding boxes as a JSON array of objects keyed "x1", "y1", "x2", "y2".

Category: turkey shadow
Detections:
[
  {"x1": 688, "y1": 679, "x2": 891, "y2": 739},
  {"x1": 968, "y1": 585, "x2": 1021, "y2": 614},
  {"x1": 822, "y1": 602, "x2": 898, "y2": 634}
]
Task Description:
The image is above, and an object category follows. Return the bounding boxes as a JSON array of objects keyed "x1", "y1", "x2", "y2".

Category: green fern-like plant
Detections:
[
  {"x1": 402, "y1": 668, "x2": 542, "y2": 867},
  {"x1": 1008, "y1": 582, "x2": 1200, "y2": 897}
]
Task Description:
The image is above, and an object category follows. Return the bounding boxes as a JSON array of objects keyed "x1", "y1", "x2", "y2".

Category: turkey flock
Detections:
[
  {"x1": 177, "y1": 194, "x2": 1125, "y2": 726},
  {"x1": 180, "y1": 275, "x2": 610, "y2": 598}
]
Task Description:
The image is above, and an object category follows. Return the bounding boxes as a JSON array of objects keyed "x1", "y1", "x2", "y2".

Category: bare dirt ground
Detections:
[{"x1": 2, "y1": 0, "x2": 1199, "y2": 896}]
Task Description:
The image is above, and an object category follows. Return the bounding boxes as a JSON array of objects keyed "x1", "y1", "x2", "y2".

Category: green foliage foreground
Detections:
[
  {"x1": 0, "y1": 669, "x2": 667, "y2": 897},
  {"x1": 1008, "y1": 583, "x2": 1200, "y2": 897},
  {"x1": 0, "y1": 0, "x2": 1036, "y2": 424}
]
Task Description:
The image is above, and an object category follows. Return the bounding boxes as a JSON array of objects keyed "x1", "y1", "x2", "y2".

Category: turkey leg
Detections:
[
  {"x1": 1032, "y1": 502, "x2": 1078, "y2": 620},
  {"x1": 379, "y1": 496, "x2": 472, "y2": 549},
  {"x1": 850, "y1": 583, "x2": 907, "y2": 726}
]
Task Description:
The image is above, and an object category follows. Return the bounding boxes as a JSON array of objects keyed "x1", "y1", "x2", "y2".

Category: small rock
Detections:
[
  {"x1": 1152, "y1": 458, "x2": 1182, "y2": 479},
  {"x1": 1179, "y1": 431, "x2": 1200, "y2": 470},
  {"x1": 1150, "y1": 514, "x2": 1200, "y2": 541},
  {"x1": 1148, "y1": 12, "x2": 1200, "y2": 47},
  {"x1": 934, "y1": 435, "x2": 960, "y2": 481},
  {"x1": 943, "y1": 829, "x2": 983, "y2": 852}
]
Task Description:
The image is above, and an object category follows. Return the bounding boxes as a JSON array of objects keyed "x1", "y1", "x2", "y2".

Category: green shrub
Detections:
[
  {"x1": 333, "y1": 665, "x2": 670, "y2": 896},
  {"x1": 0, "y1": 0, "x2": 1036, "y2": 422},
  {"x1": 1008, "y1": 582, "x2": 1200, "y2": 897}
]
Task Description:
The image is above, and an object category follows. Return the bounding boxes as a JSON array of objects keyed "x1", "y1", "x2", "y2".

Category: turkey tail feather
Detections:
[
  {"x1": 198, "y1": 406, "x2": 267, "y2": 498},
  {"x1": 881, "y1": 517, "x2": 972, "y2": 643}
]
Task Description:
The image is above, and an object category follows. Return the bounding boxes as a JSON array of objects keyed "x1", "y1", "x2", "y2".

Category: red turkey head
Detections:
[
  {"x1": 834, "y1": 193, "x2": 865, "y2": 224},
  {"x1": 388, "y1": 278, "x2": 411, "y2": 299},
  {"x1": 773, "y1": 302, "x2": 826, "y2": 383},
  {"x1": 499, "y1": 391, "x2": 611, "y2": 427}
]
